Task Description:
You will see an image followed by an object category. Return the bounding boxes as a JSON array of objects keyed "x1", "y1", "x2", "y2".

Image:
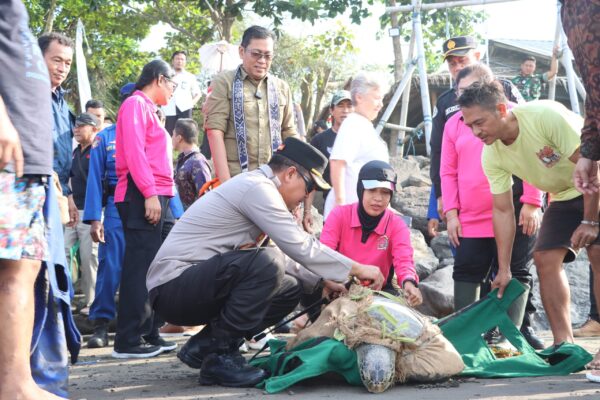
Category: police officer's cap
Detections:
[
  {"x1": 443, "y1": 36, "x2": 477, "y2": 60},
  {"x1": 274, "y1": 137, "x2": 331, "y2": 191}
]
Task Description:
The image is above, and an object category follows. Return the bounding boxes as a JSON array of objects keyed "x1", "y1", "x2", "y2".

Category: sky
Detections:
[{"x1": 139, "y1": 0, "x2": 558, "y2": 70}]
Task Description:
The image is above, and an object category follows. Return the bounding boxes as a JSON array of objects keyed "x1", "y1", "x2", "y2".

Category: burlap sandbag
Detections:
[
  {"x1": 287, "y1": 285, "x2": 464, "y2": 383},
  {"x1": 286, "y1": 295, "x2": 362, "y2": 349},
  {"x1": 395, "y1": 319, "x2": 464, "y2": 383}
]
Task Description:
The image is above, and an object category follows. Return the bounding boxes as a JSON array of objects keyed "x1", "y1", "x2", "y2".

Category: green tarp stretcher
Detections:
[
  {"x1": 438, "y1": 279, "x2": 592, "y2": 378},
  {"x1": 252, "y1": 279, "x2": 592, "y2": 393},
  {"x1": 251, "y1": 337, "x2": 362, "y2": 393}
]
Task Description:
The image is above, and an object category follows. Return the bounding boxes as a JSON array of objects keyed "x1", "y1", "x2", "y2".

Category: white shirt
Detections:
[
  {"x1": 162, "y1": 70, "x2": 200, "y2": 115},
  {"x1": 324, "y1": 112, "x2": 389, "y2": 219}
]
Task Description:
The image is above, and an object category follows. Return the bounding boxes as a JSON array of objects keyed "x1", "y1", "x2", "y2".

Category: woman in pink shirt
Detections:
[
  {"x1": 441, "y1": 64, "x2": 543, "y2": 334},
  {"x1": 321, "y1": 160, "x2": 422, "y2": 306},
  {"x1": 113, "y1": 60, "x2": 177, "y2": 359}
]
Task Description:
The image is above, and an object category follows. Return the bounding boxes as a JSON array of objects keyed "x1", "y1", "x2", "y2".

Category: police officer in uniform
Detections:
[{"x1": 146, "y1": 137, "x2": 385, "y2": 387}]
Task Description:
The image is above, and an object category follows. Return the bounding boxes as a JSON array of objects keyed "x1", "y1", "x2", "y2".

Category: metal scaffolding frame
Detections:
[{"x1": 379, "y1": 0, "x2": 585, "y2": 157}]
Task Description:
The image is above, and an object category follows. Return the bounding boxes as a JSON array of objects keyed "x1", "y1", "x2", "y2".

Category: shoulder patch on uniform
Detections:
[{"x1": 92, "y1": 135, "x2": 101, "y2": 148}]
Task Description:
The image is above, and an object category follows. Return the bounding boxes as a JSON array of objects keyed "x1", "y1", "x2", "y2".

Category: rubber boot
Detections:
[
  {"x1": 199, "y1": 337, "x2": 267, "y2": 387},
  {"x1": 87, "y1": 318, "x2": 110, "y2": 348},
  {"x1": 507, "y1": 283, "x2": 530, "y2": 330},
  {"x1": 453, "y1": 281, "x2": 481, "y2": 311}
]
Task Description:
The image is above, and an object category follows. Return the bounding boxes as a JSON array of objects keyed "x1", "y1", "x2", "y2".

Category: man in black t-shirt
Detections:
[
  {"x1": 303, "y1": 91, "x2": 353, "y2": 230},
  {"x1": 0, "y1": 1, "x2": 63, "y2": 398},
  {"x1": 65, "y1": 113, "x2": 101, "y2": 313}
]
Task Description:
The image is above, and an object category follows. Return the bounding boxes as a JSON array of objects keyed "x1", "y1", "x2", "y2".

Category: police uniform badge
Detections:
[{"x1": 92, "y1": 135, "x2": 101, "y2": 149}]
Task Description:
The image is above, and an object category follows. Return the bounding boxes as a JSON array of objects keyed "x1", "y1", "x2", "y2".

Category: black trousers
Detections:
[
  {"x1": 151, "y1": 247, "x2": 302, "y2": 339},
  {"x1": 165, "y1": 107, "x2": 193, "y2": 136},
  {"x1": 453, "y1": 203, "x2": 536, "y2": 287},
  {"x1": 115, "y1": 177, "x2": 170, "y2": 349}
]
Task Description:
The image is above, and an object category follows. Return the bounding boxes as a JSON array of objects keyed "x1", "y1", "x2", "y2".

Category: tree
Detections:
[
  {"x1": 382, "y1": 1, "x2": 486, "y2": 79},
  {"x1": 24, "y1": 0, "x2": 153, "y2": 115},
  {"x1": 271, "y1": 24, "x2": 357, "y2": 134},
  {"x1": 132, "y1": 0, "x2": 374, "y2": 43}
]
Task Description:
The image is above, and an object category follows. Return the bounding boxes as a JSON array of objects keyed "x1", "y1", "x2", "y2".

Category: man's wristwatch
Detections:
[{"x1": 581, "y1": 220, "x2": 600, "y2": 226}]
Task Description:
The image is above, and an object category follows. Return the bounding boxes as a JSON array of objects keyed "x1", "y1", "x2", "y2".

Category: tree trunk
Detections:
[
  {"x1": 221, "y1": 17, "x2": 234, "y2": 42},
  {"x1": 390, "y1": 0, "x2": 404, "y2": 83},
  {"x1": 388, "y1": 0, "x2": 404, "y2": 156},
  {"x1": 312, "y1": 66, "x2": 331, "y2": 126},
  {"x1": 300, "y1": 73, "x2": 314, "y2": 130},
  {"x1": 44, "y1": 0, "x2": 58, "y2": 33}
]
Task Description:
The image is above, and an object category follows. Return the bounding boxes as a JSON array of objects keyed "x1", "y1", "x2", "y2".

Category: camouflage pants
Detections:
[{"x1": 561, "y1": 0, "x2": 600, "y2": 160}]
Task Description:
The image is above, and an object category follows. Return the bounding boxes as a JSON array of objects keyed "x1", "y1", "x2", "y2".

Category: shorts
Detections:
[
  {"x1": 0, "y1": 172, "x2": 48, "y2": 261},
  {"x1": 534, "y1": 195, "x2": 600, "y2": 263}
]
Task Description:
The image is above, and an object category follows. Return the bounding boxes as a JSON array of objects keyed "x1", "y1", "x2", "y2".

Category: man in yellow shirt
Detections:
[{"x1": 458, "y1": 82, "x2": 600, "y2": 363}]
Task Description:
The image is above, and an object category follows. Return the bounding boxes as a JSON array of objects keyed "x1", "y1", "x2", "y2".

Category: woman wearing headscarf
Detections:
[
  {"x1": 321, "y1": 160, "x2": 422, "y2": 306},
  {"x1": 113, "y1": 59, "x2": 178, "y2": 358}
]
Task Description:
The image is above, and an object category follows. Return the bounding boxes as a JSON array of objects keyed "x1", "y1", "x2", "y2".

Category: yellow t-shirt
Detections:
[{"x1": 482, "y1": 100, "x2": 584, "y2": 202}]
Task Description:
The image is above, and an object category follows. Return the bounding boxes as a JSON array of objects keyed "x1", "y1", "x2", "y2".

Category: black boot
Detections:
[
  {"x1": 520, "y1": 315, "x2": 545, "y2": 350},
  {"x1": 199, "y1": 338, "x2": 267, "y2": 387},
  {"x1": 87, "y1": 318, "x2": 110, "y2": 349},
  {"x1": 177, "y1": 327, "x2": 214, "y2": 369}
]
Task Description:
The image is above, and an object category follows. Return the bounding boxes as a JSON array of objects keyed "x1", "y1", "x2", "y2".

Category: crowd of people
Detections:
[{"x1": 2, "y1": 0, "x2": 600, "y2": 397}]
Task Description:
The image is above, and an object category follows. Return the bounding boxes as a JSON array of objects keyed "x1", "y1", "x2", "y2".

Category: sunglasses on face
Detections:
[
  {"x1": 247, "y1": 49, "x2": 274, "y2": 62},
  {"x1": 298, "y1": 171, "x2": 315, "y2": 194}
]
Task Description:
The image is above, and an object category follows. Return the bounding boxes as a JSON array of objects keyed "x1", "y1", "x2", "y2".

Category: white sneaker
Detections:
[
  {"x1": 247, "y1": 332, "x2": 275, "y2": 350},
  {"x1": 239, "y1": 341, "x2": 249, "y2": 353}
]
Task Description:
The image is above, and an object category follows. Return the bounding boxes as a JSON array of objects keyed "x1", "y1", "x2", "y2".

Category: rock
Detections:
[
  {"x1": 440, "y1": 258, "x2": 455, "y2": 268},
  {"x1": 410, "y1": 228, "x2": 439, "y2": 280},
  {"x1": 409, "y1": 155, "x2": 430, "y2": 169},
  {"x1": 529, "y1": 250, "x2": 591, "y2": 331},
  {"x1": 430, "y1": 231, "x2": 454, "y2": 260},
  {"x1": 406, "y1": 174, "x2": 432, "y2": 188},
  {"x1": 392, "y1": 186, "x2": 431, "y2": 238},
  {"x1": 416, "y1": 265, "x2": 454, "y2": 318},
  {"x1": 389, "y1": 156, "x2": 421, "y2": 188},
  {"x1": 309, "y1": 205, "x2": 324, "y2": 238}
]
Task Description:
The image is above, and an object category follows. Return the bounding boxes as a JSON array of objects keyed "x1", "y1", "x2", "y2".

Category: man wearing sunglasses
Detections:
[
  {"x1": 204, "y1": 25, "x2": 298, "y2": 184},
  {"x1": 147, "y1": 137, "x2": 384, "y2": 388}
]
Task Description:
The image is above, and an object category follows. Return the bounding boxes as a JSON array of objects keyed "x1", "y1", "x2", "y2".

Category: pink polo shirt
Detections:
[
  {"x1": 320, "y1": 203, "x2": 418, "y2": 287},
  {"x1": 115, "y1": 90, "x2": 174, "y2": 202},
  {"x1": 441, "y1": 111, "x2": 542, "y2": 237}
]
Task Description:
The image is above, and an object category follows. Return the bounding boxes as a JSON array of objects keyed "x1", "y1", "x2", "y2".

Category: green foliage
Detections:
[
  {"x1": 130, "y1": 0, "x2": 215, "y2": 74},
  {"x1": 271, "y1": 23, "x2": 358, "y2": 129},
  {"x1": 381, "y1": 0, "x2": 486, "y2": 73},
  {"x1": 24, "y1": 0, "x2": 152, "y2": 115}
]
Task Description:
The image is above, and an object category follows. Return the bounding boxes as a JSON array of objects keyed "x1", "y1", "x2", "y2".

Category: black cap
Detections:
[
  {"x1": 274, "y1": 137, "x2": 331, "y2": 191},
  {"x1": 442, "y1": 36, "x2": 477, "y2": 60},
  {"x1": 75, "y1": 112, "x2": 100, "y2": 127},
  {"x1": 358, "y1": 160, "x2": 397, "y2": 192}
]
